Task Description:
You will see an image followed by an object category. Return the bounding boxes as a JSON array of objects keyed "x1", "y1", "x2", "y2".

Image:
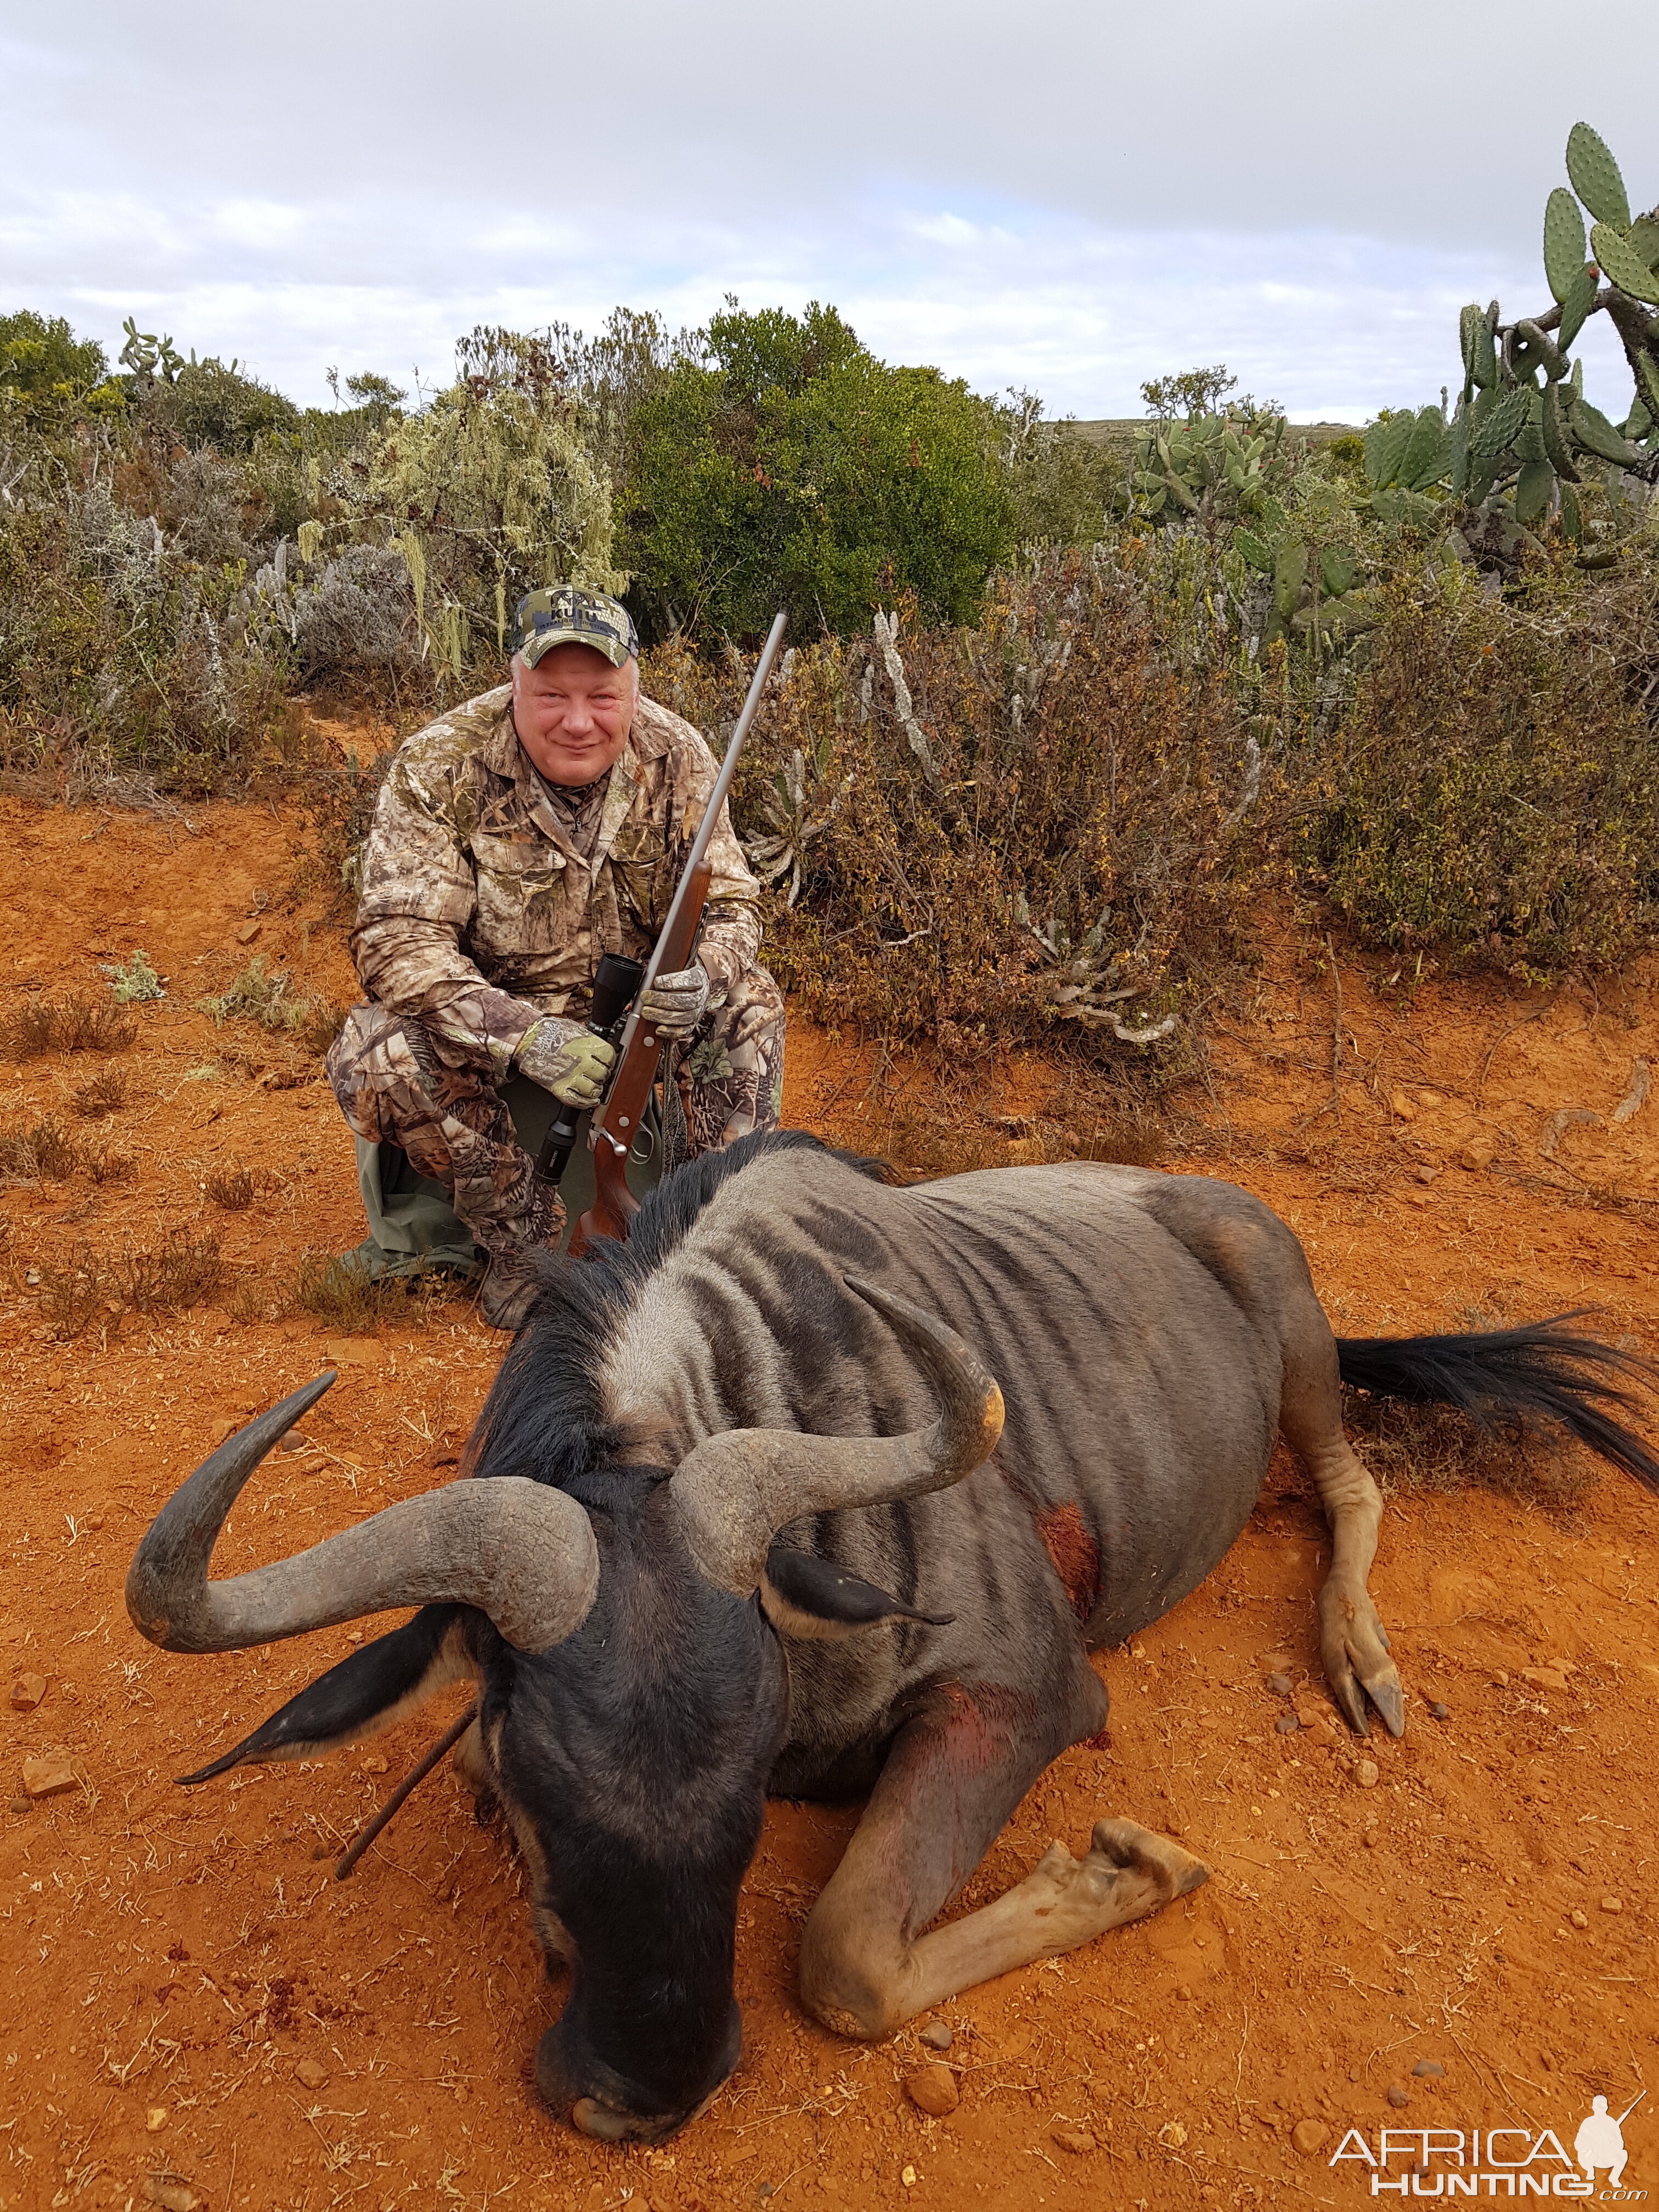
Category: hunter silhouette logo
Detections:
[
  {"x1": 1329, "y1": 2089, "x2": 1646, "y2": 2196},
  {"x1": 1576, "y1": 2094, "x2": 1643, "y2": 2192}
]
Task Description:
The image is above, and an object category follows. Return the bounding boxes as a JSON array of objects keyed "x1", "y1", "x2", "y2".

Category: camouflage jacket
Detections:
[{"x1": 351, "y1": 685, "x2": 763, "y2": 1072}]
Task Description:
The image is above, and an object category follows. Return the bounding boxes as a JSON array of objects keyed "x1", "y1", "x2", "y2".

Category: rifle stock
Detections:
[{"x1": 571, "y1": 859, "x2": 712, "y2": 1254}]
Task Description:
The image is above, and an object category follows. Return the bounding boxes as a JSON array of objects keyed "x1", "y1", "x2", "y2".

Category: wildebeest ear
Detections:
[
  {"x1": 759, "y1": 1548, "x2": 954, "y2": 1641},
  {"x1": 175, "y1": 1607, "x2": 474, "y2": 1785}
]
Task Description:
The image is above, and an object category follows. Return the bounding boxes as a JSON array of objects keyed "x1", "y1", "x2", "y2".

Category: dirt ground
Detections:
[{"x1": 2, "y1": 792, "x2": 1655, "y2": 2212}]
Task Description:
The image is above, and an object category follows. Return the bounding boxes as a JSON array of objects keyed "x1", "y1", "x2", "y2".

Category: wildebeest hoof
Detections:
[
  {"x1": 571, "y1": 2083, "x2": 726, "y2": 2144},
  {"x1": 1020, "y1": 1820, "x2": 1207, "y2": 1953},
  {"x1": 1319, "y1": 1582, "x2": 1406, "y2": 1739},
  {"x1": 1088, "y1": 1818, "x2": 1210, "y2": 1903}
]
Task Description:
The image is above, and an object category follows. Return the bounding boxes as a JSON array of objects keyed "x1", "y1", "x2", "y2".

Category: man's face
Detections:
[{"x1": 511, "y1": 644, "x2": 638, "y2": 788}]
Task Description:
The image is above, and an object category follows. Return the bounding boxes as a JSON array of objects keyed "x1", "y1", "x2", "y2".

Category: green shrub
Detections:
[
  {"x1": 622, "y1": 302, "x2": 1012, "y2": 642},
  {"x1": 0, "y1": 311, "x2": 117, "y2": 421}
]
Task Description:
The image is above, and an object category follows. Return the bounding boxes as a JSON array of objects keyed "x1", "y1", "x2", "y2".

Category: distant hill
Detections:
[{"x1": 1062, "y1": 418, "x2": 1359, "y2": 453}]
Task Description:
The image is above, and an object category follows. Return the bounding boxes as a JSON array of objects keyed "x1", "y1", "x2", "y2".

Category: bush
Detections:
[
  {"x1": 622, "y1": 302, "x2": 1012, "y2": 643},
  {"x1": 358, "y1": 329, "x2": 622, "y2": 679},
  {"x1": 713, "y1": 552, "x2": 1262, "y2": 1052},
  {"x1": 0, "y1": 311, "x2": 116, "y2": 421},
  {"x1": 1295, "y1": 560, "x2": 1659, "y2": 972},
  {"x1": 291, "y1": 544, "x2": 422, "y2": 688}
]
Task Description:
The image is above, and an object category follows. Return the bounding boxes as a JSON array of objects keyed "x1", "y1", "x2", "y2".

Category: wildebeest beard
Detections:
[{"x1": 489, "y1": 1468, "x2": 792, "y2": 2139}]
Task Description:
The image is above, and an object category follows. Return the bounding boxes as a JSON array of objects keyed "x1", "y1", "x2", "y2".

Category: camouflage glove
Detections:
[
  {"x1": 639, "y1": 963, "x2": 710, "y2": 1039},
  {"x1": 516, "y1": 1019, "x2": 617, "y2": 1108}
]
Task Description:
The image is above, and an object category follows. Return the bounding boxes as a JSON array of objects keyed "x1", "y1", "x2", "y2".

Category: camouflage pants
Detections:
[{"x1": 325, "y1": 968, "x2": 786, "y2": 1258}]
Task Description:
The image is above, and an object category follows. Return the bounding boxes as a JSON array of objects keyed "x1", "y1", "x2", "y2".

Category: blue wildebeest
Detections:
[{"x1": 127, "y1": 1132, "x2": 1658, "y2": 2142}]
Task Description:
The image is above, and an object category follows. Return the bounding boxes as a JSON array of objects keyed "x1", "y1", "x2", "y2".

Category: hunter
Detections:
[{"x1": 326, "y1": 585, "x2": 786, "y2": 1329}]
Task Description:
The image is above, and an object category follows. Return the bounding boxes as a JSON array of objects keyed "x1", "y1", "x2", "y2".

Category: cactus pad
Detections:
[
  {"x1": 1568, "y1": 394, "x2": 1641, "y2": 466},
  {"x1": 1541, "y1": 383, "x2": 1581, "y2": 482},
  {"x1": 1514, "y1": 460, "x2": 1556, "y2": 527},
  {"x1": 1566, "y1": 122, "x2": 1630, "y2": 230},
  {"x1": 1556, "y1": 263, "x2": 1600, "y2": 352},
  {"x1": 1543, "y1": 189, "x2": 1588, "y2": 304},
  {"x1": 1590, "y1": 222, "x2": 1659, "y2": 304},
  {"x1": 1319, "y1": 545, "x2": 1357, "y2": 597},
  {"x1": 1470, "y1": 385, "x2": 1532, "y2": 460}
]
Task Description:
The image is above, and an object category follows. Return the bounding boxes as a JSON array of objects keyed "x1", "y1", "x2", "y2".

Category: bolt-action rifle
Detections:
[{"x1": 536, "y1": 611, "x2": 787, "y2": 1256}]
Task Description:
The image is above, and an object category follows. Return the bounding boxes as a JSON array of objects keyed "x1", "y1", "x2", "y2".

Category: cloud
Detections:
[{"x1": 2, "y1": 1, "x2": 1651, "y2": 416}]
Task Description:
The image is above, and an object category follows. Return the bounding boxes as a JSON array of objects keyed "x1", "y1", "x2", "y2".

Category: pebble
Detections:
[
  {"x1": 1426, "y1": 1700, "x2": 1451, "y2": 1721},
  {"x1": 279, "y1": 1431, "x2": 309, "y2": 1454},
  {"x1": 1522, "y1": 1666, "x2": 1568, "y2": 1692},
  {"x1": 1570, "y1": 1910, "x2": 1588, "y2": 1929},
  {"x1": 1051, "y1": 2129, "x2": 1097, "y2": 2155},
  {"x1": 1456, "y1": 1132, "x2": 1496, "y2": 1172},
  {"x1": 1412, "y1": 2059, "x2": 1444, "y2": 2079},
  {"x1": 1389, "y1": 1090, "x2": 1417, "y2": 1121},
  {"x1": 21, "y1": 1750, "x2": 78, "y2": 1798},
  {"x1": 901, "y1": 2168, "x2": 917, "y2": 2188},
  {"x1": 1266, "y1": 1673, "x2": 1293, "y2": 1697},
  {"x1": 919, "y1": 2022, "x2": 953, "y2": 2052},
  {"x1": 361, "y1": 1754, "x2": 389, "y2": 1776},
  {"x1": 1386, "y1": 2086, "x2": 1411, "y2": 2109},
  {"x1": 1275, "y1": 1713, "x2": 1300, "y2": 1734},
  {"x1": 904, "y1": 2064, "x2": 958, "y2": 2118},
  {"x1": 7, "y1": 1798, "x2": 30, "y2": 1816},
  {"x1": 295, "y1": 2057, "x2": 330, "y2": 2090},
  {"x1": 1291, "y1": 2119, "x2": 1328, "y2": 2154},
  {"x1": 10, "y1": 1673, "x2": 47, "y2": 1712},
  {"x1": 145, "y1": 2107, "x2": 168, "y2": 2132},
  {"x1": 1600, "y1": 1896, "x2": 1622, "y2": 1914},
  {"x1": 1355, "y1": 1759, "x2": 1379, "y2": 1788}
]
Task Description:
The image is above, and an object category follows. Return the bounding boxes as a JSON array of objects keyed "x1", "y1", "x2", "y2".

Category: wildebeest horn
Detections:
[
  {"x1": 670, "y1": 1276, "x2": 1004, "y2": 1595},
  {"x1": 126, "y1": 1373, "x2": 599, "y2": 1656}
]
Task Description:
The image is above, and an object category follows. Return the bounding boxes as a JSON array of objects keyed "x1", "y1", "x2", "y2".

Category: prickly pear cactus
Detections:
[
  {"x1": 1438, "y1": 122, "x2": 1659, "y2": 554},
  {"x1": 1130, "y1": 406, "x2": 1284, "y2": 529}
]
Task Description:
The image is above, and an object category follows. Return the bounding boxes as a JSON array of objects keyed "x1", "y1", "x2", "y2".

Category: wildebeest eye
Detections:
[{"x1": 760, "y1": 1547, "x2": 953, "y2": 1640}]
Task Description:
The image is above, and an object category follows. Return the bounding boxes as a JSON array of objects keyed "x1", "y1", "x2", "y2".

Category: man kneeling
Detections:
[{"x1": 327, "y1": 585, "x2": 786, "y2": 1329}]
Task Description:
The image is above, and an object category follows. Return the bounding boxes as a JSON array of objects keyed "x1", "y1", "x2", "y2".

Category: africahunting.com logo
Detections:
[{"x1": 1330, "y1": 2093, "x2": 1645, "y2": 2198}]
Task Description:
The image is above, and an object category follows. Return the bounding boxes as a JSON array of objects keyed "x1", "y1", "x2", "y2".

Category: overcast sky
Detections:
[{"x1": 1, "y1": 1, "x2": 1650, "y2": 421}]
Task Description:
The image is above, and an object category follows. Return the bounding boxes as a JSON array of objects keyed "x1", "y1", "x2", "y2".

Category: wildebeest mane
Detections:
[{"x1": 472, "y1": 1131, "x2": 885, "y2": 1489}]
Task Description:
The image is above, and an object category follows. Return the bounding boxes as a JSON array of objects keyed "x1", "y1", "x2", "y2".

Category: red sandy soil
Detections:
[{"x1": 1, "y1": 792, "x2": 1655, "y2": 2212}]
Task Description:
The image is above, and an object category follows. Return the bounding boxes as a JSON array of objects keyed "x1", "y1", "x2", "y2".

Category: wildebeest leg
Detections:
[
  {"x1": 798, "y1": 1687, "x2": 1207, "y2": 2039},
  {"x1": 1279, "y1": 1313, "x2": 1406, "y2": 1737}
]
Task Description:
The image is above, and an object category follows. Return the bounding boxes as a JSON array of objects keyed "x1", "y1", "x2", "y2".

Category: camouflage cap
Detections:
[{"x1": 511, "y1": 585, "x2": 639, "y2": 670}]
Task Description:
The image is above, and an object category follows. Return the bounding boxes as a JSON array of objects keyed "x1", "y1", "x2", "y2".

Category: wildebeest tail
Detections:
[{"x1": 1336, "y1": 1314, "x2": 1659, "y2": 1492}]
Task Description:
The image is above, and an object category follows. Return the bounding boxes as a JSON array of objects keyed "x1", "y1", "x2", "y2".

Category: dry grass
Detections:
[
  {"x1": 38, "y1": 1231, "x2": 232, "y2": 1339},
  {"x1": 0, "y1": 1114, "x2": 82, "y2": 1182},
  {"x1": 36, "y1": 1244, "x2": 110, "y2": 1338},
  {"x1": 1344, "y1": 1393, "x2": 1592, "y2": 1509},
  {"x1": 205, "y1": 1165, "x2": 256, "y2": 1211},
  {"x1": 84, "y1": 1146, "x2": 137, "y2": 1186},
  {"x1": 70, "y1": 1068, "x2": 132, "y2": 1118},
  {"x1": 3, "y1": 992, "x2": 138, "y2": 1059},
  {"x1": 119, "y1": 1231, "x2": 225, "y2": 1316},
  {"x1": 298, "y1": 998, "x2": 348, "y2": 1058},
  {"x1": 292, "y1": 1249, "x2": 464, "y2": 1332}
]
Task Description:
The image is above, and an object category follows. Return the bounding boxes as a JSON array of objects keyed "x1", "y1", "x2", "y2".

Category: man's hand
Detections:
[
  {"x1": 640, "y1": 963, "x2": 710, "y2": 1039},
  {"x1": 517, "y1": 1020, "x2": 617, "y2": 1109}
]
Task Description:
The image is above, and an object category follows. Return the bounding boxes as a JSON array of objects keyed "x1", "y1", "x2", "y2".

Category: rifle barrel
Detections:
[{"x1": 590, "y1": 610, "x2": 787, "y2": 1154}]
